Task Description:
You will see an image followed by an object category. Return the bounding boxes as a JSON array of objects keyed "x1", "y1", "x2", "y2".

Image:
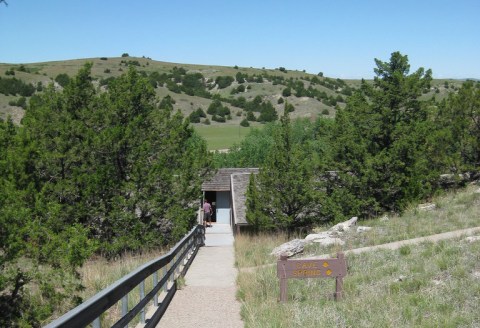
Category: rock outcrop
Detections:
[
  {"x1": 329, "y1": 216, "x2": 358, "y2": 232},
  {"x1": 271, "y1": 239, "x2": 306, "y2": 258}
]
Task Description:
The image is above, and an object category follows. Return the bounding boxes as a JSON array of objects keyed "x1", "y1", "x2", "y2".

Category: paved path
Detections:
[
  {"x1": 312, "y1": 226, "x2": 480, "y2": 259},
  {"x1": 157, "y1": 224, "x2": 243, "y2": 328}
]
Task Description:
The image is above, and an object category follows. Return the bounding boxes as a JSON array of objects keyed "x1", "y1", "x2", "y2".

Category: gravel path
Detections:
[
  {"x1": 240, "y1": 226, "x2": 480, "y2": 273},
  {"x1": 314, "y1": 226, "x2": 480, "y2": 258},
  {"x1": 157, "y1": 224, "x2": 243, "y2": 328}
]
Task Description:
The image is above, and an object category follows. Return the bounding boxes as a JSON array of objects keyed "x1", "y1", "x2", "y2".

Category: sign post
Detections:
[{"x1": 277, "y1": 252, "x2": 347, "y2": 303}]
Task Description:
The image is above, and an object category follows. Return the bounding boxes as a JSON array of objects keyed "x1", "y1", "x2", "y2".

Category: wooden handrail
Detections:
[{"x1": 45, "y1": 225, "x2": 205, "y2": 328}]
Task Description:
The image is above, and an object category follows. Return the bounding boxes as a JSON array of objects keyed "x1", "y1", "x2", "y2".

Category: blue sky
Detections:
[{"x1": 1, "y1": 0, "x2": 479, "y2": 79}]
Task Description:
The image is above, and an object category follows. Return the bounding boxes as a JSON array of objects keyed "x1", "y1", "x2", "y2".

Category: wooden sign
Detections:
[{"x1": 277, "y1": 252, "x2": 346, "y2": 302}]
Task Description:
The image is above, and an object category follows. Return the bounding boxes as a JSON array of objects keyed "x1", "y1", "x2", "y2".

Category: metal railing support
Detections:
[
  {"x1": 139, "y1": 281, "x2": 145, "y2": 324},
  {"x1": 45, "y1": 225, "x2": 205, "y2": 328},
  {"x1": 121, "y1": 295, "x2": 128, "y2": 328},
  {"x1": 153, "y1": 271, "x2": 159, "y2": 307}
]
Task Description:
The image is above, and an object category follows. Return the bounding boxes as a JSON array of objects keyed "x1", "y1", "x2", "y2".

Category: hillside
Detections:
[{"x1": 0, "y1": 56, "x2": 464, "y2": 131}]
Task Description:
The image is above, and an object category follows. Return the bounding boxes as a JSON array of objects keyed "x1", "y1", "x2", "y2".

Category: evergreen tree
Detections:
[
  {"x1": 432, "y1": 81, "x2": 480, "y2": 174},
  {"x1": 332, "y1": 52, "x2": 434, "y2": 215},
  {"x1": 245, "y1": 113, "x2": 319, "y2": 231}
]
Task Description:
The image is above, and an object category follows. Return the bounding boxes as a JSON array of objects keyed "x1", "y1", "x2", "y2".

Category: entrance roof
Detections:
[{"x1": 202, "y1": 168, "x2": 259, "y2": 191}]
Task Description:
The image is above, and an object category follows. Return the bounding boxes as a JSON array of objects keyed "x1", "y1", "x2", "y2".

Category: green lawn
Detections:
[{"x1": 194, "y1": 124, "x2": 263, "y2": 150}]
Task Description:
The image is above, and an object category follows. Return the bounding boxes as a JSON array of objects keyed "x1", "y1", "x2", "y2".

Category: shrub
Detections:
[
  {"x1": 121, "y1": 53, "x2": 129, "y2": 57},
  {"x1": 196, "y1": 107, "x2": 206, "y2": 118},
  {"x1": 204, "y1": 118, "x2": 211, "y2": 125},
  {"x1": 0, "y1": 77, "x2": 36, "y2": 96},
  {"x1": 240, "y1": 118, "x2": 250, "y2": 127},
  {"x1": 55, "y1": 73, "x2": 70, "y2": 87},
  {"x1": 8, "y1": 96, "x2": 27, "y2": 109},
  {"x1": 104, "y1": 69, "x2": 111, "y2": 73},
  {"x1": 188, "y1": 111, "x2": 201, "y2": 123},
  {"x1": 322, "y1": 108, "x2": 330, "y2": 115},
  {"x1": 100, "y1": 57, "x2": 108, "y2": 60},
  {"x1": 18, "y1": 65, "x2": 29, "y2": 73},
  {"x1": 277, "y1": 97, "x2": 284, "y2": 104},
  {"x1": 282, "y1": 87, "x2": 291, "y2": 97},
  {"x1": 215, "y1": 76, "x2": 235, "y2": 89},
  {"x1": 236, "y1": 72, "x2": 245, "y2": 83},
  {"x1": 246, "y1": 111, "x2": 256, "y2": 121},
  {"x1": 284, "y1": 102, "x2": 295, "y2": 113}
]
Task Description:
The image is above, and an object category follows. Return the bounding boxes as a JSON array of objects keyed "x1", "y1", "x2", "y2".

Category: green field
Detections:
[{"x1": 194, "y1": 124, "x2": 263, "y2": 150}]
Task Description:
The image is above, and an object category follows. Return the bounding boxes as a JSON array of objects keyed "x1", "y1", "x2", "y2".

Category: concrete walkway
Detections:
[{"x1": 157, "y1": 224, "x2": 243, "y2": 328}]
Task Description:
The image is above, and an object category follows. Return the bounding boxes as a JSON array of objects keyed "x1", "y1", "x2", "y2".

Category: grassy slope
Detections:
[
  {"x1": 195, "y1": 124, "x2": 263, "y2": 150},
  {"x1": 0, "y1": 57, "x2": 465, "y2": 148},
  {"x1": 235, "y1": 185, "x2": 480, "y2": 327}
]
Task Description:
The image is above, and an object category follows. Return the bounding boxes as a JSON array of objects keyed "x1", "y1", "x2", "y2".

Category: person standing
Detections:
[{"x1": 203, "y1": 199, "x2": 213, "y2": 227}]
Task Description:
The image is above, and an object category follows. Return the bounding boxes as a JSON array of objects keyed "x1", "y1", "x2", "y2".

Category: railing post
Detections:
[
  {"x1": 139, "y1": 281, "x2": 145, "y2": 324},
  {"x1": 169, "y1": 258, "x2": 174, "y2": 286},
  {"x1": 153, "y1": 271, "x2": 159, "y2": 307},
  {"x1": 163, "y1": 265, "x2": 168, "y2": 292},
  {"x1": 92, "y1": 317, "x2": 101, "y2": 328},
  {"x1": 121, "y1": 295, "x2": 128, "y2": 328}
]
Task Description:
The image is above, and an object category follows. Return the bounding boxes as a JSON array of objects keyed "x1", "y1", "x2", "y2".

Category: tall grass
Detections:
[
  {"x1": 58, "y1": 249, "x2": 168, "y2": 327},
  {"x1": 236, "y1": 185, "x2": 480, "y2": 327},
  {"x1": 235, "y1": 232, "x2": 290, "y2": 269}
]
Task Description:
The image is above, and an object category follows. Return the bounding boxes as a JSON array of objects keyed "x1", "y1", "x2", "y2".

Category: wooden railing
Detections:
[{"x1": 45, "y1": 225, "x2": 205, "y2": 328}]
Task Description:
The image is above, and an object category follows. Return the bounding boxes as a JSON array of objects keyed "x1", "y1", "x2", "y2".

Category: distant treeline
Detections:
[{"x1": 215, "y1": 52, "x2": 480, "y2": 231}]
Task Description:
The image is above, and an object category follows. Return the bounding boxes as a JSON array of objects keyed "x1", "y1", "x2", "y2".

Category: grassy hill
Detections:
[{"x1": 0, "y1": 56, "x2": 466, "y2": 149}]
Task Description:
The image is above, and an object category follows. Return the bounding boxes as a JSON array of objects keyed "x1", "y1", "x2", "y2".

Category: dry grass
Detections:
[
  {"x1": 304, "y1": 184, "x2": 480, "y2": 256},
  {"x1": 76, "y1": 249, "x2": 167, "y2": 327},
  {"x1": 235, "y1": 184, "x2": 480, "y2": 327},
  {"x1": 238, "y1": 239, "x2": 480, "y2": 327},
  {"x1": 235, "y1": 232, "x2": 291, "y2": 269}
]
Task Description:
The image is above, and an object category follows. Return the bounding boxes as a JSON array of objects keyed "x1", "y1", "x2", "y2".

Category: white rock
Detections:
[
  {"x1": 418, "y1": 203, "x2": 436, "y2": 211},
  {"x1": 380, "y1": 215, "x2": 389, "y2": 222},
  {"x1": 305, "y1": 230, "x2": 342, "y2": 243},
  {"x1": 465, "y1": 236, "x2": 480, "y2": 243},
  {"x1": 312, "y1": 237, "x2": 345, "y2": 246},
  {"x1": 271, "y1": 239, "x2": 306, "y2": 258},
  {"x1": 356, "y1": 226, "x2": 372, "y2": 233},
  {"x1": 330, "y1": 217, "x2": 358, "y2": 232},
  {"x1": 475, "y1": 188, "x2": 480, "y2": 194},
  {"x1": 305, "y1": 232, "x2": 330, "y2": 243},
  {"x1": 396, "y1": 275, "x2": 407, "y2": 282}
]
